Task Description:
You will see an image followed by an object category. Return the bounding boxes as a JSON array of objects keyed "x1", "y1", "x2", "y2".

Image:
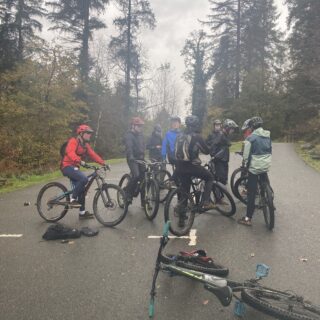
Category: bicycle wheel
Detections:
[
  {"x1": 36, "y1": 182, "x2": 69, "y2": 222},
  {"x1": 93, "y1": 184, "x2": 128, "y2": 227},
  {"x1": 234, "y1": 176, "x2": 249, "y2": 205},
  {"x1": 164, "y1": 188, "x2": 196, "y2": 236},
  {"x1": 231, "y1": 167, "x2": 247, "y2": 197},
  {"x1": 143, "y1": 179, "x2": 160, "y2": 220},
  {"x1": 156, "y1": 170, "x2": 172, "y2": 203},
  {"x1": 210, "y1": 182, "x2": 236, "y2": 217},
  {"x1": 242, "y1": 287, "x2": 320, "y2": 320},
  {"x1": 118, "y1": 173, "x2": 131, "y2": 208},
  {"x1": 261, "y1": 184, "x2": 275, "y2": 230}
]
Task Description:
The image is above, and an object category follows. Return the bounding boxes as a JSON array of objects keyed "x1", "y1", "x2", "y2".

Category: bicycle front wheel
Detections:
[
  {"x1": 156, "y1": 170, "x2": 172, "y2": 203},
  {"x1": 242, "y1": 287, "x2": 320, "y2": 320},
  {"x1": 93, "y1": 184, "x2": 128, "y2": 227},
  {"x1": 36, "y1": 182, "x2": 69, "y2": 222},
  {"x1": 230, "y1": 167, "x2": 247, "y2": 197},
  {"x1": 234, "y1": 176, "x2": 249, "y2": 205},
  {"x1": 164, "y1": 188, "x2": 196, "y2": 236},
  {"x1": 211, "y1": 182, "x2": 236, "y2": 217},
  {"x1": 262, "y1": 184, "x2": 275, "y2": 230},
  {"x1": 143, "y1": 179, "x2": 160, "y2": 220},
  {"x1": 118, "y1": 173, "x2": 131, "y2": 208}
]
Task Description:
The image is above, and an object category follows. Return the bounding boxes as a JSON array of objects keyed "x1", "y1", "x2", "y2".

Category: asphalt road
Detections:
[{"x1": 0, "y1": 143, "x2": 320, "y2": 320}]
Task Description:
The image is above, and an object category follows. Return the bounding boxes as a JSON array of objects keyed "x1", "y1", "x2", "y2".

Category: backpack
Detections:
[
  {"x1": 174, "y1": 133, "x2": 192, "y2": 161},
  {"x1": 42, "y1": 223, "x2": 81, "y2": 240},
  {"x1": 60, "y1": 138, "x2": 81, "y2": 158}
]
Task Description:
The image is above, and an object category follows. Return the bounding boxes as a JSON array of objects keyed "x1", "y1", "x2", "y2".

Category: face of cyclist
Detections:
[
  {"x1": 213, "y1": 124, "x2": 222, "y2": 132},
  {"x1": 82, "y1": 131, "x2": 92, "y2": 142},
  {"x1": 171, "y1": 120, "x2": 180, "y2": 130},
  {"x1": 133, "y1": 124, "x2": 143, "y2": 133}
]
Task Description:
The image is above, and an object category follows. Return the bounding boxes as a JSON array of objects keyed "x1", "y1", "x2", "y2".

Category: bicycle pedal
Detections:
[
  {"x1": 256, "y1": 263, "x2": 270, "y2": 278},
  {"x1": 234, "y1": 300, "x2": 246, "y2": 316}
]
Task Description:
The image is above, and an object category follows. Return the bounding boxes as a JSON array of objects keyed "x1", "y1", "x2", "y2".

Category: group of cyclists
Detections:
[{"x1": 60, "y1": 114, "x2": 272, "y2": 227}]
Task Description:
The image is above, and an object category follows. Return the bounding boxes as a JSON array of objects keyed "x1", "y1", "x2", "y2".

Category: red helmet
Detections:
[
  {"x1": 76, "y1": 124, "x2": 94, "y2": 135},
  {"x1": 130, "y1": 117, "x2": 144, "y2": 125}
]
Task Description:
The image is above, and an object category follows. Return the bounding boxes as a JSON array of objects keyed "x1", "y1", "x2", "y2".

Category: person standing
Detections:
[
  {"x1": 146, "y1": 124, "x2": 162, "y2": 162},
  {"x1": 238, "y1": 116, "x2": 272, "y2": 226}
]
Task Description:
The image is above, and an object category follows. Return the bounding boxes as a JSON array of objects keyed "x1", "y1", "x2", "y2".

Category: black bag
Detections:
[
  {"x1": 174, "y1": 133, "x2": 192, "y2": 161},
  {"x1": 59, "y1": 141, "x2": 69, "y2": 158},
  {"x1": 80, "y1": 227, "x2": 99, "y2": 237},
  {"x1": 42, "y1": 223, "x2": 81, "y2": 240}
]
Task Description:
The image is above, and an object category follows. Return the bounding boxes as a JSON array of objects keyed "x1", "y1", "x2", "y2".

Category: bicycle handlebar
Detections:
[{"x1": 81, "y1": 163, "x2": 110, "y2": 171}]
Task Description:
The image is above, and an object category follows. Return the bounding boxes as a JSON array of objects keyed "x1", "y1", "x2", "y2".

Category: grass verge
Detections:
[
  {"x1": 294, "y1": 144, "x2": 320, "y2": 173},
  {"x1": 0, "y1": 158, "x2": 125, "y2": 194}
]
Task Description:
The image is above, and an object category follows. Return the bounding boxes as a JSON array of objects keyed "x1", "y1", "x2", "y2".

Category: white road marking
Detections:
[
  {"x1": 0, "y1": 234, "x2": 23, "y2": 238},
  {"x1": 148, "y1": 229, "x2": 197, "y2": 246}
]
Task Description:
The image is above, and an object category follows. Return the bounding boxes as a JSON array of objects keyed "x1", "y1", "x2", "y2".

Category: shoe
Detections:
[
  {"x1": 165, "y1": 180, "x2": 176, "y2": 189},
  {"x1": 79, "y1": 211, "x2": 94, "y2": 220},
  {"x1": 238, "y1": 217, "x2": 252, "y2": 226},
  {"x1": 201, "y1": 202, "x2": 216, "y2": 211},
  {"x1": 69, "y1": 199, "x2": 81, "y2": 208}
]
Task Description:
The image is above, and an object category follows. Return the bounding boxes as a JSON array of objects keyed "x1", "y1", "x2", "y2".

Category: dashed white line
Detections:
[
  {"x1": 148, "y1": 229, "x2": 197, "y2": 246},
  {"x1": 0, "y1": 234, "x2": 23, "y2": 238}
]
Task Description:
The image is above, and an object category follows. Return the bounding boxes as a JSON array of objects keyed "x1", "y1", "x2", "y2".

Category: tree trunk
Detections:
[
  {"x1": 235, "y1": 0, "x2": 241, "y2": 99},
  {"x1": 17, "y1": 0, "x2": 24, "y2": 60},
  {"x1": 80, "y1": 0, "x2": 90, "y2": 82},
  {"x1": 125, "y1": 0, "x2": 132, "y2": 115}
]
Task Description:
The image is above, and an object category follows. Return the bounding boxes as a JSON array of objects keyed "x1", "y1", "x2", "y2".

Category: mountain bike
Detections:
[
  {"x1": 230, "y1": 151, "x2": 248, "y2": 198},
  {"x1": 234, "y1": 172, "x2": 275, "y2": 230},
  {"x1": 36, "y1": 164, "x2": 128, "y2": 227},
  {"x1": 118, "y1": 160, "x2": 161, "y2": 220},
  {"x1": 149, "y1": 222, "x2": 320, "y2": 319},
  {"x1": 164, "y1": 159, "x2": 236, "y2": 236}
]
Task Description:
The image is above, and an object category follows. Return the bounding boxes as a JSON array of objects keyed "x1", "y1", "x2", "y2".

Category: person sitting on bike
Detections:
[
  {"x1": 61, "y1": 124, "x2": 105, "y2": 219},
  {"x1": 207, "y1": 118, "x2": 238, "y2": 186},
  {"x1": 238, "y1": 116, "x2": 272, "y2": 226},
  {"x1": 147, "y1": 124, "x2": 162, "y2": 162},
  {"x1": 174, "y1": 115, "x2": 215, "y2": 226},
  {"x1": 124, "y1": 116, "x2": 146, "y2": 205}
]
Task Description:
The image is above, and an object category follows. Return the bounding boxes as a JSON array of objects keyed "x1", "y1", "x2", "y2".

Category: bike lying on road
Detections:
[
  {"x1": 149, "y1": 222, "x2": 320, "y2": 320},
  {"x1": 37, "y1": 164, "x2": 128, "y2": 227}
]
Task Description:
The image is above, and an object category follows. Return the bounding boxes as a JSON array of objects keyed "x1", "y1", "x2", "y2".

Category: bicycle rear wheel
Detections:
[
  {"x1": 241, "y1": 287, "x2": 320, "y2": 320},
  {"x1": 143, "y1": 179, "x2": 160, "y2": 220},
  {"x1": 93, "y1": 184, "x2": 128, "y2": 227},
  {"x1": 164, "y1": 188, "x2": 196, "y2": 236},
  {"x1": 234, "y1": 176, "x2": 249, "y2": 204},
  {"x1": 261, "y1": 184, "x2": 275, "y2": 230},
  {"x1": 211, "y1": 182, "x2": 236, "y2": 217},
  {"x1": 155, "y1": 169, "x2": 172, "y2": 203},
  {"x1": 231, "y1": 167, "x2": 247, "y2": 197},
  {"x1": 118, "y1": 173, "x2": 131, "y2": 208},
  {"x1": 36, "y1": 182, "x2": 69, "y2": 222}
]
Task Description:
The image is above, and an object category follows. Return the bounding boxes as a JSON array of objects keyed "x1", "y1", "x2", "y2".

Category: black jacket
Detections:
[
  {"x1": 206, "y1": 131, "x2": 231, "y2": 162},
  {"x1": 146, "y1": 132, "x2": 162, "y2": 161},
  {"x1": 124, "y1": 130, "x2": 145, "y2": 161}
]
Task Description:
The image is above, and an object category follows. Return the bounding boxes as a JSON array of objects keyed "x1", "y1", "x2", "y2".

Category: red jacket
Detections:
[{"x1": 60, "y1": 137, "x2": 104, "y2": 169}]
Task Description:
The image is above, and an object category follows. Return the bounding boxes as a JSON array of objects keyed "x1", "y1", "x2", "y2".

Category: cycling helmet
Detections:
[
  {"x1": 241, "y1": 119, "x2": 251, "y2": 131},
  {"x1": 213, "y1": 119, "x2": 222, "y2": 125},
  {"x1": 223, "y1": 119, "x2": 238, "y2": 130},
  {"x1": 76, "y1": 124, "x2": 94, "y2": 135},
  {"x1": 249, "y1": 116, "x2": 263, "y2": 129},
  {"x1": 130, "y1": 117, "x2": 144, "y2": 125},
  {"x1": 154, "y1": 124, "x2": 162, "y2": 133},
  {"x1": 170, "y1": 115, "x2": 181, "y2": 123},
  {"x1": 185, "y1": 115, "x2": 200, "y2": 128}
]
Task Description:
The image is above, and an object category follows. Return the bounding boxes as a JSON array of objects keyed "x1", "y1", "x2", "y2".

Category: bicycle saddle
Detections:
[{"x1": 204, "y1": 284, "x2": 232, "y2": 307}]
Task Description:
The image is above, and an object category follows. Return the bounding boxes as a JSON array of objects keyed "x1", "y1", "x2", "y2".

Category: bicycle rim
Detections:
[
  {"x1": 36, "y1": 182, "x2": 69, "y2": 222},
  {"x1": 93, "y1": 184, "x2": 128, "y2": 227},
  {"x1": 144, "y1": 179, "x2": 160, "y2": 220},
  {"x1": 211, "y1": 182, "x2": 236, "y2": 217},
  {"x1": 164, "y1": 188, "x2": 195, "y2": 236},
  {"x1": 241, "y1": 287, "x2": 320, "y2": 320},
  {"x1": 231, "y1": 167, "x2": 246, "y2": 197},
  {"x1": 118, "y1": 174, "x2": 131, "y2": 208},
  {"x1": 234, "y1": 176, "x2": 249, "y2": 204},
  {"x1": 262, "y1": 185, "x2": 275, "y2": 230}
]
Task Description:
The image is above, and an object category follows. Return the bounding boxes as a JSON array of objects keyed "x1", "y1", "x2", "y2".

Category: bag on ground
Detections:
[{"x1": 42, "y1": 223, "x2": 81, "y2": 240}]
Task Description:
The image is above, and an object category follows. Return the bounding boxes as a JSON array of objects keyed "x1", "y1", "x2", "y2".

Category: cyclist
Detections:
[
  {"x1": 207, "y1": 118, "x2": 238, "y2": 186},
  {"x1": 61, "y1": 124, "x2": 105, "y2": 219},
  {"x1": 124, "y1": 116, "x2": 146, "y2": 205},
  {"x1": 146, "y1": 124, "x2": 162, "y2": 162},
  {"x1": 174, "y1": 115, "x2": 215, "y2": 226},
  {"x1": 242, "y1": 119, "x2": 252, "y2": 139},
  {"x1": 238, "y1": 116, "x2": 272, "y2": 226}
]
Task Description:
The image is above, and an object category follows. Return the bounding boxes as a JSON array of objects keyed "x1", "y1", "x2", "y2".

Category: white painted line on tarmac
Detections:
[
  {"x1": 0, "y1": 234, "x2": 23, "y2": 238},
  {"x1": 148, "y1": 229, "x2": 197, "y2": 246}
]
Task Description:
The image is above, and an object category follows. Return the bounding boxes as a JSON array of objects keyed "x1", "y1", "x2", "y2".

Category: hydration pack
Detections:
[{"x1": 174, "y1": 133, "x2": 192, "y2": 161}]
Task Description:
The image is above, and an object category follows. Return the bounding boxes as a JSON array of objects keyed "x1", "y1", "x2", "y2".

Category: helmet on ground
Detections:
[
  {"x1": 213, "y1": 119, "x2": 222, "y2": 125},
  {"x1": 249, "y1": 116, "x2": 263, "y2": 129},
  {"x1": 130, "y1": 117, "x2": 144, "y2": 125},
  {"x1": 170, "y1": 115, "x2": 181, "y2": 123},
  {"x1": 223, "y1": 119, "x2": 238, "y2": 130},
  {"x1": 185, "y1": 115, "x2": 200, "y2": 128},
  {"x1": 241, "y1": 119, "x2": 251, "y2": 131},
  {"x1": 76, "y1": 124, "x2": 94, "y2": 135}
]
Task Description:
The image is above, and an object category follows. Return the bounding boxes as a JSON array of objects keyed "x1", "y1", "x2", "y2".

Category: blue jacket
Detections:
[{"x1": 161, "y1": 129, "x2": 180, "y2": 162}]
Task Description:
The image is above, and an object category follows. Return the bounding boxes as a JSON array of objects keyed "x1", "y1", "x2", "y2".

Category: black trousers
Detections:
[
  {"x1": 214, "y1": 160, "x2": 229, "y2": 185},
  {"x1": 175, "y1": 162, "x2": 214, "y2": 205},
  {"x1": 126, "y1": 159, "x2": 145, "y2": 202}
]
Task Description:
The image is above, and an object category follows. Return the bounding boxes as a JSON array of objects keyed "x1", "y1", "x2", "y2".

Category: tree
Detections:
[
  {"x1": 47, "y1": 0, "x2": 109, "y2": 82},
  {"x1": 109, "y1": 0, "x2": 155, "y2": 115}
]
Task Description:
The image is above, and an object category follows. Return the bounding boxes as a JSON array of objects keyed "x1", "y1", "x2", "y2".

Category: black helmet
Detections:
[
  {"x1": 154, "y1": 124, "x2": 162, "y2": 133},
  {"x1": 241, "y1": 119, "x2": 251, "y2": 131},
  {"x1": 213, "y1": 119, "x2": 222, "y2": 125},
  {"x1": 223, "y1": 119, "x2": 238, "y2": 130},
  {"x1": 185, "y1": 115, "x2": 200, "y2": 128},
  {"x1": 170, "y1": 115, "x2": 181, "y2": 123},
  {"x1": 249, "y1": 116, "x2": 263, "y2": 129}
]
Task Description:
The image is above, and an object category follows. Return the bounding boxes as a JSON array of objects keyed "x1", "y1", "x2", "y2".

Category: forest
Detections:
[{"x1": 0, "y1": 0, "x2": 319, "y2": 176}]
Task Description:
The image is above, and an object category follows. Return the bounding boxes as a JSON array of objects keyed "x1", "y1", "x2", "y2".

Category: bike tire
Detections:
[
  {"x1": 230, "y1": 167, "x2": 247, "y2": 197},
  {"x1": 118, "y1": 173, "x2": 131, "y2": 208},
  {"x1": 143, "y1": 179, "x2": 160, "y2": 220},
  {"x1": 159, "y1": 254, "x2": 229, "y2": 277},
  {"x1": 36, "y1": 182, "x2": 69, "y2": 222},
  {"x1": 164, "y1": 188, "x2": 196, "y2": 236},
  {"x1": 93, "y1": 184, "x2": 128, "y2": 227},
  {"x1": 156, "y1": 169, "x2": 172, "y2": 203},
  {"x1": 234, "y1": 176, "x2": 249, "y2": 205},
  {"x1": 241, "y1": 287, "x2": 320, "y2": 320},
  {"x1": 211, "y1": 182, "x2": 236, "y2": 217},
  {"x1": 262, "y1": 184, "x2": 275, "y2": 230}
]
